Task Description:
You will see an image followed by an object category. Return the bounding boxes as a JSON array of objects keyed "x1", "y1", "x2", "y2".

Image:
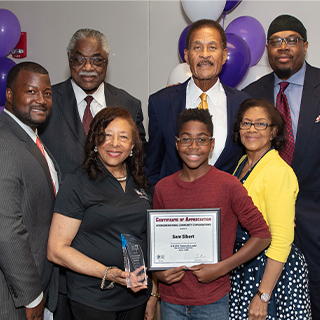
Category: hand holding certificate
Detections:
[{"x1": 147, "y1": 209, "x2": 221, "y2": 270}]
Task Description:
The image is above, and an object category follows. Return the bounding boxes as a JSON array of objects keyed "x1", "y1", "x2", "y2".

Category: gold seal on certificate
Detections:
[{"x1": 147, "y1": 209, "x2": 220, "y2": 270}]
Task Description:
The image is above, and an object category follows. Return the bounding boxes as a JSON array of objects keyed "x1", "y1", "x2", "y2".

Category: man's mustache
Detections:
[
  {"x1": 79, "y1": 71, "x2": 99, "y2": 77},
  {"x1": 197, "y1": 60, "x2": 214, "y2": 66}
]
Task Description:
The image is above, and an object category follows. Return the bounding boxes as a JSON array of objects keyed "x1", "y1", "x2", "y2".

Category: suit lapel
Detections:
[
  {"x1": 57, "y1": 78, "x2": 86, "y2": 147},
  {"x1": 1, "y1": 112, "x2": 56, "y2": 198},
  {"x1": 292, "y1": 64, "x2": 320, "y2": 169},
  {"x1": 104, "y1": 82, "x2": 119, "y2": 107},
  {"x1": 170, "y1": 80, "x2": 188, "y2": 134}
]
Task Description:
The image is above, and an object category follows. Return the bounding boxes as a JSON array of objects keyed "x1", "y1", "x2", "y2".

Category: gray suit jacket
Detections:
[
  {"x1": 38, "y1": 78, "x2": 146, "y2": 180},
  {"x1": 0, "y1": 111, "x2": 59, "y2": 319}
]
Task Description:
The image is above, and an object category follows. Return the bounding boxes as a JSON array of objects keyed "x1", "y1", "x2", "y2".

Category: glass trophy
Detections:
[{"x1": 121, "y1": 234, "x2": 147, "y2": 288}]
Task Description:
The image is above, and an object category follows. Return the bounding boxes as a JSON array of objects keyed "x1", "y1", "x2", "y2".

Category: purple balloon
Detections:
[
  {"x1": 225, "y1": 16, "x2": 266, "y2": 67},
  {"x1": 220, "y1": 33, "x2": 251, "y2": 88},
  {"x1": 0, "y1": 57, "x2": 16, "y2": 105},
  {"x1": 178, "y1": 25, "x2": 191, "y2": 62},
  {"x1": 0, "y1": 9, "x2": 21, "y2": 57},
  {"x1": 223, "y1": 0, "x2": 241, "y2": 13}
]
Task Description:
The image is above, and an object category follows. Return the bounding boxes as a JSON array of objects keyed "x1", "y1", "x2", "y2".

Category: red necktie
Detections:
[
  {"x1": 276, "y1": 82, "x2": 295, "y2": 165},
  {"x1": 36, "y1": 136, "x2": 56, "y2": 196},
  {"x1": 83, "y1": 96, "x2": 94, "y2": 135}
]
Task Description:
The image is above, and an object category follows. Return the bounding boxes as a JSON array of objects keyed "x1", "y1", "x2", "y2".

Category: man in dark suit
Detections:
[
  {"x1": 0, "y1": 62, "x2": 58, "y2": 319},
  {"x1": 39, "y1": 28, "x2": 146, "y2": 181},
  {"x1": 243, "y1": 14, "x2": 320, "y2": 319},
  {"x1": 145, "y1": 19, "x2": 250, "y2": 187}
]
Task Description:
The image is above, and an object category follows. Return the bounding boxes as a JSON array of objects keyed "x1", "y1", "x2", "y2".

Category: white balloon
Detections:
[
  {"x1": 181, "y1": 0, "x2": 226, "y2": 22},
  {"x1": 167, "y1": 63, "x2": 192, "y2": 86},
  {"x1": 237, "y1": 64, "x2": 273, "y2": 90}
]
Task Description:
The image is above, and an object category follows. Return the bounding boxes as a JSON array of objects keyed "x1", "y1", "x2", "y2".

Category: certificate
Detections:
[{"x1": 147, "y1": 208, "x2": 220, "y2": 270}]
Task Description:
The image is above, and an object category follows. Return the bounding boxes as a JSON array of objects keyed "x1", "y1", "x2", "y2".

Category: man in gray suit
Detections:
[
  {"x1": 0, "y1": 62, "x2": 58, "y2": 319},
  {"x1": 39, "y1": 28, "x2": 146, "y2": 181}
]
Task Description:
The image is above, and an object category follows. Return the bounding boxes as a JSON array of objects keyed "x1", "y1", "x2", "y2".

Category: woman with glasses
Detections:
[
  {"x1": 153, "y1": 108, "x2": 271, "y2": 320},
  {"x1": 47, "y1": 107, "x2": 157, "y2": 320},
  {"x1": 229, "y1": 99, "x2": 311, "y2": 320}
]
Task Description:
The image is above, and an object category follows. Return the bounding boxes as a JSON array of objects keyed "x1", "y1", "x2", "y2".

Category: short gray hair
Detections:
[{"x1": 67, "y1": 28, "x2": 109, "y2": 57}]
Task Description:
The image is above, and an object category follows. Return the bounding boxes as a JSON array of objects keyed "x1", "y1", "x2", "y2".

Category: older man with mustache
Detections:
[
  {"x1": 38, "y1": 28, "x2": 146, "y2": 320},
  {"x1": 145, "y1": 19, "x2": 250, "y2": 188}
]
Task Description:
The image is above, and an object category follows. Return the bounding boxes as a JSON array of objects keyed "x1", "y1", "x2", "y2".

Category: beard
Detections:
[
  {"x1": 274, "y1": 67, "x2": 292, "y2": 80},
  {"x1": 11, "y1": 103, "x2": 49, "y2": 130}
]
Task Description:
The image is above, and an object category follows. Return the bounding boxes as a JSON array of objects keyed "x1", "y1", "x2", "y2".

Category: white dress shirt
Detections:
[
  {"x1": 71, "y1": 80, "x2": 106, "y2": 120},
  {"x1": 186, "y1": 78, "x2": 227, "y2": 166}
]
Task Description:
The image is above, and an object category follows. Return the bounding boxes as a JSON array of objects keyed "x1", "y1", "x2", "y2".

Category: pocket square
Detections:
[{"x1": 316, "y1": 115, "x2": 320, "y2": 123}]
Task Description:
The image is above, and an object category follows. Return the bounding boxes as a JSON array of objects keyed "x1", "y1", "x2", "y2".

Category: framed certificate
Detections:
[{"x1": 147, "y1": 208, "x2": 220, "y2": 270}]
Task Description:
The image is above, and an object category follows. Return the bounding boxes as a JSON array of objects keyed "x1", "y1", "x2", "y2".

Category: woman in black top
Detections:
[{"x1": 48, "y1": 107, "x2": 156, "y2": 320}]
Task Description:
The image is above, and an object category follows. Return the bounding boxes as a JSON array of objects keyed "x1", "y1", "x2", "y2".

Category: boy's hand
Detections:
[
  {"x1": 154, "y1": 266, "x2": 186, "y2": 284},
  {"x1": 188, "y1": 263, "x2": 225, "y2": 283}
]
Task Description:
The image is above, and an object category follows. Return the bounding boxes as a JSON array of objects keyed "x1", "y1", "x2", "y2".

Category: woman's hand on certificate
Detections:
[
  {"x1": 153, "y1": 266, "x2": 186, "y2": 284},
  {"x1": 188, "y1": 262, "x2": 225, "y2": 283}
]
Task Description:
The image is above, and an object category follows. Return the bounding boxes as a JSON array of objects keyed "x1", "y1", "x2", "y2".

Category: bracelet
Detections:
[
  {"x1": 150, "y1": 292, "x2": 160, "y2": 300},
  {"x1": 101, "y1": 266, "x2": 117, "y2": 290}
]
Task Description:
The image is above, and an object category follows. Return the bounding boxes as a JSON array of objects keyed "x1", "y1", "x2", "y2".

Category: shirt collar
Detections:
[
  {"x1": 3, "y1": 109, "x2": 37, "y2": 142},
  {"x1": 274, "y1": 61, "x2": 306, "y2": 86},
  {"x1": 71, "y1": 80, "x2": 105, "y2": 106},
  {"x1": 189, "y1": 77, "x2": 222, "y2": 105}
]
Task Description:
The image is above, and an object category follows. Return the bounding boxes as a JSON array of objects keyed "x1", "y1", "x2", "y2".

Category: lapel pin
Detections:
[{"x1": 316, "y1": 115, "x2": 320, "y2": 123}]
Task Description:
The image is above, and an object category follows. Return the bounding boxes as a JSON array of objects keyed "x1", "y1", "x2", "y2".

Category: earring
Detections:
[
  {"x1": 130, "y1": 150, "x2": 133, "y2": 157},
  {"x1": 94, "y1": 146, "x2": 98, "y2": 152}
]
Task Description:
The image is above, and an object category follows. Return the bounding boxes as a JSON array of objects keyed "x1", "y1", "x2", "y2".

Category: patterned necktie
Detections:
[
  {"x1": 276, "y1": 82, "x2": 295, "y2": 165},
  {"x1": 36, "y1": 136, "x2": 56, "y2": 196},
  {"x1": 83, "y1": 96, "x2": 94, "y2": 135},
  {"x1": 198, "y1": 93, "x2": 208, "y2": 110}
]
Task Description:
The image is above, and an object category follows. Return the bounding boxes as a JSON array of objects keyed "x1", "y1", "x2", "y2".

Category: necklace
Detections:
[{"x1": 116, "y1": 175, "x2": 127, "y2": 182}]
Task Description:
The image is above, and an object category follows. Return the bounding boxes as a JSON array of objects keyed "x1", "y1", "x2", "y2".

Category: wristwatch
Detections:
[{"x1": 256, "y1": 289, "x2": 271, "y2": 303}]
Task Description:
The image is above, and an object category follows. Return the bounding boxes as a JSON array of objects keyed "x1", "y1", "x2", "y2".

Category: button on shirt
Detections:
[
  {"x1": 186, "y1": 77, "x2": 227, "y2": 165},
  {"x1": 274, "y1": 61, "x2": 306, "y2": 141},
  {"x1": 71, "y1": 80, "x2": 106, "y2": 121}
]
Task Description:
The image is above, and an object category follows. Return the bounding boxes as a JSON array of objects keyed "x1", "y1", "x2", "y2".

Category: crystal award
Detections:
[{"x1": 121, "y1": 234, "x2": 147, "y2": 288}]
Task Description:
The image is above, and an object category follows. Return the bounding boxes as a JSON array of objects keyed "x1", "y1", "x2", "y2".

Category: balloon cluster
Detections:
[
  {"x1": 0, "y1": 9, "x2": 21, "y2": 108},
  {"x1": 169, "y1": 1, "x2": 266, "y2": 88}
]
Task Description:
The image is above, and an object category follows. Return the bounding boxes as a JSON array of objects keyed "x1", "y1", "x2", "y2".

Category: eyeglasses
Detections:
[
  {"x1": 175, "y1": 136, "x2": 213, "y2": 146},
  {"x1": 267, "y1": 37, "x2": 304, "y2": 48},
  {"x1": 240, "y1": 122, "x2": 274, "y2": 130},
  {"x1": 69, "y1": 56, "x2": 106, "y2": 69}
]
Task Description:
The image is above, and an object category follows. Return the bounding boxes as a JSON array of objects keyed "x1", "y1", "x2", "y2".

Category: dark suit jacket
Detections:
[
  {"x1": 0, "y1": 112, "x2": 59, "y2": 319},
  {"x1": 145, "y1": 79, "x2": 251, "y2": 187},
  {"x1": 243, "y1": 63, "x2": 320, "y2": 311},
  {"x1": 38, "y1": 78, "x2": 146, "y2": 180}
]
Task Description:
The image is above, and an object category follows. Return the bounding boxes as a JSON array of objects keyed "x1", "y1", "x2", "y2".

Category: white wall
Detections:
[{"x1": 1, "y1": 1, "x2": 320, "y2": 134}]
